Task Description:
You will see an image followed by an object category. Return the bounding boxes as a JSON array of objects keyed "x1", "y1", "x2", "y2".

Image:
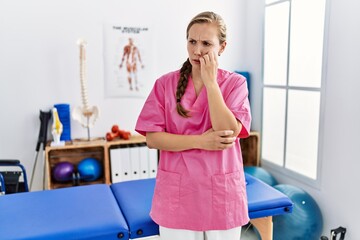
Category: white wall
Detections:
[
  {"x1": 0, "y1": 0, "x2": 246, "y2": 189},
  {"x1": 245, "y1": 0, "x2": 360, "y2": 238}
]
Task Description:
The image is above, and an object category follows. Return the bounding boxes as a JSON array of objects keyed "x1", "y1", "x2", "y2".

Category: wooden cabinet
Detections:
[
  {"x1": 45, "y1": 143, "x2": 108, "y2": 189},
  {"x1": 45, "y1": 135, "x2": 147, "y2": 189},
  {"x1": 240, "y1": 131, "x2": 260, "y2": 166}
]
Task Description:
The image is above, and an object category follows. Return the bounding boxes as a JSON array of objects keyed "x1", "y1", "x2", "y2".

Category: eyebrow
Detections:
[{"x1": 188, "y1": 38, "x2": 214, "y2": 43}]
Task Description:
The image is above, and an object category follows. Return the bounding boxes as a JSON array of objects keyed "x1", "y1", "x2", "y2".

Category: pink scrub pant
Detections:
[{"x1": 159, "y1": 226, "x2": 242, "y2": 240}]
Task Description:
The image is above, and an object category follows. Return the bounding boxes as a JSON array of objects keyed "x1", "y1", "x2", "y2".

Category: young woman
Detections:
[{"x1": 135, "y1": 11, "x2": 251, "y2": 240}]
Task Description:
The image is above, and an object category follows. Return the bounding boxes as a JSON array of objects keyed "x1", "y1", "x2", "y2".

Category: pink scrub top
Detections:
[{"x1": 135, "y1": 69, "x2": 251, "y2": 231}]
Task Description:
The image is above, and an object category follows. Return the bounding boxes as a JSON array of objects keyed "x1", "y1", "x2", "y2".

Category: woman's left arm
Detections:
[
  {"x1": 206, "y1": 83, "x2": 242, "y2": 136},
  {"x1": 200, "y1": 52, "x2": 242, "y2": 137}
]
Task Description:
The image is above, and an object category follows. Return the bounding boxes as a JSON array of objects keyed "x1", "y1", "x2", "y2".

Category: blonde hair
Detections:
[{"x1": 176, "y1": 11, "x2": 227, "y2": 117}]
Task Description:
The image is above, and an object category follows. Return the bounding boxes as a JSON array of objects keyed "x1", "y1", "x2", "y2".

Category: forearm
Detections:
[
  {"x1": 146, "y1": 132, "x2": 201, "y2": 152},
  {"x1": 206, "y1": 83, "x2": 242, "y2": 136}
]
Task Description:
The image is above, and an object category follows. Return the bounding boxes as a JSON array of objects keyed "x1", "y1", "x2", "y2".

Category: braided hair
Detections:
[
  {"x1": 175, "y1": 59, "x2": 192, "y2": 117},
  {"x1": 175, "y1": 11, "x2": 227, "y2": 117}
]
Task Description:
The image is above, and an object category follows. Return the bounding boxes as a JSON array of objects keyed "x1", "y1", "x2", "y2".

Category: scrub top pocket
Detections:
[
  {"x1": 151, "y1": 169, "x2": 181, "y2": 215},
  {"x1": 212, "y1": 171, "x2": 245, "y2": 227}
]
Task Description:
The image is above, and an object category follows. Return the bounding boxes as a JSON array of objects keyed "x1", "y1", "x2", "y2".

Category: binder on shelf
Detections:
[
  {"x1": 130, "y1": 147, "x2": 140, "y2": 180},
  {"x1": 149, "y1": 149, "x2": 158, "y2": 178},
  {"x1": 139, "y1": 146, "x2": 150, "y2": 179}
]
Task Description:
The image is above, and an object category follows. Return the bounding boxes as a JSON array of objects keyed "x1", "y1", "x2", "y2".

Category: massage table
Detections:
[{"x1": 0, "y1": 173, "x2": 292, "y2": 240}]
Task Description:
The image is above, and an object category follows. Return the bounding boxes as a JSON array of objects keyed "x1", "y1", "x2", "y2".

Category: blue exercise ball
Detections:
[
  {"x1": 273, "y1": 184, "x2": 323, "y2": 240},
  {"x1": 52, "y1": 161, "x2": 75, "y2": 182},
  {"x1": 77, "y1": 158, "x2": 103, "y2": 181},
  {"x1": 244, "y1": 166, "x2": 278, "y2": 186}
]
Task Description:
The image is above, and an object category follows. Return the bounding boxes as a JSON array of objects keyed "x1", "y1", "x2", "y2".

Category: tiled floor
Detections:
[{"x1": 241, "y1": 225, "x2": 259, "y2": 240}]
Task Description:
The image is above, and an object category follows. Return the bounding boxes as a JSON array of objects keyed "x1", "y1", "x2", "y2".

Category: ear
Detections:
[{"x1": 218, "y1": 41, "x2": 227, "y2": 56}]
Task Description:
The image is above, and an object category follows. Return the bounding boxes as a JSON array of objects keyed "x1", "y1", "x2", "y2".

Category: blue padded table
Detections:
[
  {"x1": 0, "y1": 184, "x2": 129, "y2": 240},
  {"x1": 246, "y1": 173, "x2": 293, "y2": 240},
  {"x1": 111, "y1": 173, "x2": 292, "y2": 240},
  {"x1": 111, "y1": 179, "x2": 158, "y2": 239},
  {"x1": 0, "y1": 173, "x2": 292, "y2": 240}
]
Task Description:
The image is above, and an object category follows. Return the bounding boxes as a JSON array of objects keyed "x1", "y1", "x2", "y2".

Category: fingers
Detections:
[
  {"x1": 201, "y1": 129, "x2": 237, "y2": 151},
  {"x1": 202, "y1": 54, "x2": 210, "y2": 64},
  {"x1": 209, "y1": 51, "x2": 218, "y2": 63},
  {"x1": 219, "y1": 141, "x2": 235, "y2": 150},
  {"x1": 216, "y1": 138, "x2": 236, "y2": 150},
  {"x1": 216, "y1": 130, "x2": 236, "y2": 150},
  {"x1": 220, "y1": 136, "x2": 236, "y2": 144},
  {"x1": 199, "y1": 52, "x2": 218, "y2": 86},
  {"x1": 219, "y1": 130, "x2": 234, "y2": 137},
  {"x1": 200, "y1": 51, "x2": 217, "y2": 65}
]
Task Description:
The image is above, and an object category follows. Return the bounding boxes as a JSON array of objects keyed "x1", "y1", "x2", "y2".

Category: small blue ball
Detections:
[{"x1": 77, "y1": 158, "x2": 103, "y2": 181}]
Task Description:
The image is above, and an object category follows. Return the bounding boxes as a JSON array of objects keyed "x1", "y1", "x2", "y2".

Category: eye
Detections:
[
  {"x1": 188, "y1": 39, "x2": 196, "y2": 45},
  {"x1": 202, "y1": 41, "x2": 212, "y2": 47}
]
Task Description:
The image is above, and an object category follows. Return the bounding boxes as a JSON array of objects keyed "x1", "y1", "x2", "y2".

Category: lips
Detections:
[{"x1": 192, "y1": 59, "x2": 201, "y2": 64}]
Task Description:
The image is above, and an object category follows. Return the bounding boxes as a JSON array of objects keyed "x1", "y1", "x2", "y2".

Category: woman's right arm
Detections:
[{"x1": 146, "y1": 130, "x2": 236, "y2": 152}]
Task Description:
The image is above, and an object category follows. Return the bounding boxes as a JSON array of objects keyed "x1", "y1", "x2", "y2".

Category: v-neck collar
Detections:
[
  {"x1": 189, "y1": 75, "x2": 204, "y2": 98},
  {"x1": 182, "y1": 75, "x2": 206, "y2": 110},
  {"x1": 182, "y1": 69, "x2": 228, "y2": 111}
]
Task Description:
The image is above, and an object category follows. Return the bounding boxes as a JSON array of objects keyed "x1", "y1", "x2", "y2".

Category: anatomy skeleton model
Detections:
[{"x1": 72, "y1": 38, "x2": 99, "y2": 140}]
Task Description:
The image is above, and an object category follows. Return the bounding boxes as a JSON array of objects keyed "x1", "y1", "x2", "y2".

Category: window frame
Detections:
[{"x1": 260, "y1": 0, "x2": 330, "y2": 188}]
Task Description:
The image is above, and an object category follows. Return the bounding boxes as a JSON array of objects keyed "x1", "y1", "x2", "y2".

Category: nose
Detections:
[{"x1": 193, "y1": 45, "x2": 202, "y2": 56}]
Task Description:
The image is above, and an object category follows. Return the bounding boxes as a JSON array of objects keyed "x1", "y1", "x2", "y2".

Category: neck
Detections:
[{"x1": 191, "y1": 68, "x2": 201, "y2": 82}]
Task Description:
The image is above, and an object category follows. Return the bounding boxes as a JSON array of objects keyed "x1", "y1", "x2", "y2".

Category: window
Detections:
[{"x1": 262, "y1": 0, "x2": 327, "y2": 181}]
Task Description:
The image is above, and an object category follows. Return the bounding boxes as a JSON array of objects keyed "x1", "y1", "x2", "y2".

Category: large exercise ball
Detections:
[
  {"x1": 273, "y1": 184, "x2": 323, "y2": 240},
  {"x1": 52, "y1": 161, "x2": 75, "y2": 182},
  {"x1": 244, "y1": 166, "x2": 278, "y2": 186},
  {"x1": 77, "y1": 158, "x2": 103, "y2": 181}
]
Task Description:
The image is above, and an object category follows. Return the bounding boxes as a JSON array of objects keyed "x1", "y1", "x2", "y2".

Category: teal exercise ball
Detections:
[
  {"x1": 273, "y1": 184, "x2": 323, "y2": 240},
  {"x1": 77, "y1": 158, "x2": 103, "y2": 182},
  {"x1": 244, "y1": 166, "x2": 278, "y2": 186}
]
